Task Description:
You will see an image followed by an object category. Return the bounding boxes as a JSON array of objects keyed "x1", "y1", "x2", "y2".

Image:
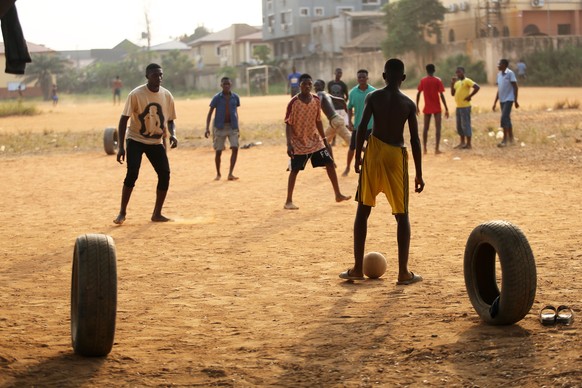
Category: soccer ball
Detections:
[{"x1": 363, "y1": 252, "x2": 387, "y2": 279}]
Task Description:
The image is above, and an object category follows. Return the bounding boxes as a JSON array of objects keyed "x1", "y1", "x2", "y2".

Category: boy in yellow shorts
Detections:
[{"x1": 339, "y1": 59, "x2": 424, "y2": 284}]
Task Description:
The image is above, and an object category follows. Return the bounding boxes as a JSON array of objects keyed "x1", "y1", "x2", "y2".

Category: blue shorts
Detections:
[
  {"x1": 500, "y1": 101, "x2": 513, "y2": 129},
  {"x1": 455, "y1": 107, "x2": 472, "y2": 137},
  {"x1": 289, "y1": 147, "x2": 333, "y2": 171}
]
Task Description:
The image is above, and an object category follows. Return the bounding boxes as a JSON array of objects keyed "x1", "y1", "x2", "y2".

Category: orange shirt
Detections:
[{"x1": 284, "y1": 94, "x2": 324, "y2": 155}]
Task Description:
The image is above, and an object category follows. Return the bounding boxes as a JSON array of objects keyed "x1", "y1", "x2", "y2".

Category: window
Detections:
[
  {"x1": 558, "y1": 24, "x2": 571, "y2": 35},
  {"x1": 280, "y1": 10, "x2": 291, "y2": 24},
  {"x1": 314, "y1": 7, "x2": 324, "y2": 17},
  {"x1": 523, "y1": 24, "x2": 539, "y2": 35},
  {"x1": 299, "y1": 7, "x2": 309, "y2": 16},
  {"x1": 362, "y1": 0, "x2": 380, "y2": 4},
  {"x1": 266, "y1": 0, "x2": 273, "y2": 11}
]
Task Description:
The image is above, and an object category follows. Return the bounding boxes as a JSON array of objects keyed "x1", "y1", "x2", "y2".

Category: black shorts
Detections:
[
  {"x1": 290, "y1": 148, "x2": 333, "y2": 171},
  {"x1": 349, "y1": 128, "x2": 372, "y2": 150}
]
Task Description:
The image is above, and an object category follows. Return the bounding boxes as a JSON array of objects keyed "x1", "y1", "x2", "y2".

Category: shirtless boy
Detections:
[{"x1": 339, "y1": 59, "x2": 424, "y2": 284}]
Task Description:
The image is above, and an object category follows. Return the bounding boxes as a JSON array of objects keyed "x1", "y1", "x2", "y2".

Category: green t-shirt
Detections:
[{"x1": 348, "y1": 84, "x2": 375, "y2": 130}]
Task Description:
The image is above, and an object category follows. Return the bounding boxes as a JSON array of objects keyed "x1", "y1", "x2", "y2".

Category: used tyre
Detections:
[
  {"x1": 71, "y1": 234, "x2": 117, "y2": 356},
  {"x1": 464, "y1": 220, "x2": 536, "y2": 325},
  {"x1": 103, "y1": 127, "x2": 118, "y2": 155}
]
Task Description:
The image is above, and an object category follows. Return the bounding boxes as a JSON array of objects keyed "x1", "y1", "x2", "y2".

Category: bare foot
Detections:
[
  {"x1": 341, "y1": 169, "x2": 349, "y2": 177},
  {"x1": 435, "y1": 149, "x2": 443, "y2": 155},
  {"x1": 113, "y1": 214, "x2": 126, "y2": 225},
  {"x1": 151, "y1": 215, "x2": 172, "y2": 222},
  {"x1": 227, "y1": 175, "x2": 239, "y2": 181},
  {"x1": 336, "y1": 194, "x2": 351, "y2": 203},
  {"x1": 214, "y1": 175, "x2": 221, "y2": 181},
  {"x1": 284, "y1": 202, "x2": 299, "y2": 210}
]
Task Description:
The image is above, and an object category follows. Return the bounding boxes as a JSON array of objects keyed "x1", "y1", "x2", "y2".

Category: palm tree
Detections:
[{"x1": 20, "y1": 54, "x2": 67, "y2": 100}]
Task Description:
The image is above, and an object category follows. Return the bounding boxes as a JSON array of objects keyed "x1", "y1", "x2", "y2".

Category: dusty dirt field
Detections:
[{"x1": 1, "y1": 88, "x2": 581, "y2": 387}]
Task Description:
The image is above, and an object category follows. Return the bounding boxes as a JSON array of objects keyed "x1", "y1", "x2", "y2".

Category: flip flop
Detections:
[
  {"x1": 396, "y1": 272, "x2": 423, "y2": 285},
  {"x1": 539, "y1": 305, "x2": 557, "y2": 325},
  {"x1": 339, "y1": 269, "x2": 365, "y2": 281},
  {"x1": 556, "y1": 305, "x2": 574, "y2": 325}
]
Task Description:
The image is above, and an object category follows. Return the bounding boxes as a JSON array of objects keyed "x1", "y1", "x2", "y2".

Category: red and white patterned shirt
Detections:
[{"x1": 284, "y1": 94, "x2": 324, "y2": 155}]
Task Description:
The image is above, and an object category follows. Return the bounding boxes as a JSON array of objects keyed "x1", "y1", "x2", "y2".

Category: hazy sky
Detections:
[{"x1": 10, "y1": 0, "x2": 263, "y2": 50}]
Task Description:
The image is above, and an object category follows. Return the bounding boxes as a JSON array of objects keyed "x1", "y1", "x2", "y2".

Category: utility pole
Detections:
[{"x1": 143, "y1": 10, "x2": 152, "y2": 60}]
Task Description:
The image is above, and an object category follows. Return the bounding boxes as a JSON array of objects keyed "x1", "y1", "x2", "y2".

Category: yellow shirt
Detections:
[{"x1": 453, "y1": 78, "x2": 475, "y2": 108}]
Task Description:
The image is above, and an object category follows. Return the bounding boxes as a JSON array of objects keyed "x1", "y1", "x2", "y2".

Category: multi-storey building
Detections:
[
  {"x1": 262, "y1": 0, "x2": 389, "y2": 59},
  {"x1": 441, "y1": 0, "x2": 582, "y2": 42}
]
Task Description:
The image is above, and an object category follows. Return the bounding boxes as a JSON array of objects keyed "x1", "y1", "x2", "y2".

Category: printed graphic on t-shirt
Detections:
[
  {"x1": 329, "y1": 83, "x2": 343, "y2": 98},
  {"x1": 138, "y1": 102, "x2": 165, "y2": 139}
]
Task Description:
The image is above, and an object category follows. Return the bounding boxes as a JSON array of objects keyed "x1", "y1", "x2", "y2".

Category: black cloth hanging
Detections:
[{"x1": 1, "y1": 1, "x2": 31, "y2": 74}]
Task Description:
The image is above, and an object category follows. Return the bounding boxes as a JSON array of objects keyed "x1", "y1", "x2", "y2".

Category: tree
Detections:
[
  {"x1": 252, "y1": 45, "x2": 271, "y2": 64},
  {"x1": 180, "y1": 25, "x2": 211, "y2": 43},
  {"x1": 161, "y1": 50, "x2": 195, "y2": 92},
  {"x1": 20, "y1": 54, "x2": 67, "y2": 100},
  {"x1": 381, "y1": 0, "x2": 446, "y2": 59}
]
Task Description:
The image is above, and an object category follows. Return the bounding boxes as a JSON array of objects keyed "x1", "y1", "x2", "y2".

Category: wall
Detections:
[{"x1": 294, "y1": 35, "x2": 582, "y2": 86}]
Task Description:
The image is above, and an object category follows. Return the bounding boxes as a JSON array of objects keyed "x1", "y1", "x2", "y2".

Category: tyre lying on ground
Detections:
[
  {"x1": 464, "y1": 220, "x2": 537, "y2": 325},
  {"x1": 71, "y1": 234, "x2": 117, "y2": 356},
  {"x1": 103, "y1": 127, "x2": 118, "y2": 155}
]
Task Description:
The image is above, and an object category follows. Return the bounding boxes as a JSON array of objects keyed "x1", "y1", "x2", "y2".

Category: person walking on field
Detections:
[
  {"x1": 328, "y1": 67, "x2": 349, "y2": 109},
  {"x1": 344, "y1": 69, "x2": 376, "y2": 176},
  {"x1": 416, "y1": 64, "x2": 449, "y2": 154},
  {"x1": 112, "y1": 75, "x2": 123, "y2": 105},
  {"x1": 283, "y1": 73, "x2": 351, "y2": 210},
  {"x1": 313, "y1": 79, "x2": 351, "y2": 159},
  {"x1": 339, "y1": 58, "x2": 424, "y2": 284},
  {"x1": 492, "y1": 59, "x2": 519, "y2": 147},
  {"x1": 113, "y1": 63, "x2": 178, "y2": 225},
  {"x1": 516, "y1": 59, "x2": 527, "y2": 81},
  {"x1": 287, "y1": 66, "x2": 301, "y2": 97},
  {"x1": 451, "y1": 66, "x2": 480, "y2": 149},
  {"x1": 205, "y1": 77, "x2": 241, "y2": 181},
  {"x1": 327, "y1": 67, "x2": 350, "y2": 145}
]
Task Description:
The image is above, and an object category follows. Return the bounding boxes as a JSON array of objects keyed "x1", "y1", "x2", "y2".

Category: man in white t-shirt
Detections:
[{"x1": 113, "y1": 63, "x2": 178, "y2": 225}]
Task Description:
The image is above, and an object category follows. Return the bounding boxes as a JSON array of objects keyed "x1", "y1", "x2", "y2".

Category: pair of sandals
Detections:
[{"x1": 540, "y1": 305, "x2": 574, "y2": 326}]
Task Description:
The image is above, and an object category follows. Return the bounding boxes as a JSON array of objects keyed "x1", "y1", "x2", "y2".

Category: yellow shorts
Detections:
[{"x1": 355, "y1": 135, "x2": 409, "y2": 213}]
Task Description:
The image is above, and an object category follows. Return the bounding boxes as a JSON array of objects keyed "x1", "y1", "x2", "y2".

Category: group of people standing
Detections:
[
  {"x1": 111, "y1": 58, "x2": 519, "y2": 285},
  {"x1": 416, "y1": 59, "x2": 519, "y2": 152}
]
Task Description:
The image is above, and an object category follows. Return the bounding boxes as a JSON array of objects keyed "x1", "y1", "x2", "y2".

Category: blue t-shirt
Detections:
[
  {"x1": 288, "y1": 72, "x2": 301, "y2": 88},
  {"x1": 210, "y1": 91, "x2": 240, "y2": 129},
  {"x1": 497, "y1": 69, "x2": 517, "y2": 103}
]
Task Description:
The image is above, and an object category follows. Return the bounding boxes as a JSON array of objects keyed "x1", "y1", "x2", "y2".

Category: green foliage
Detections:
[
  {"x1": 161, "y1": 50, "x2": 195, "y2": 92},
  {"x1": 217, "y1": 66, "x2": 238, "y2": 82},
  {"x1": 252, "y1": 45, "x2": 271, "y2": 64},
  {"x1": 437, "y1": 54, "x2": 487, "y2": 84},
  {"x1": 20, "y1": 54, "x2": 67, "y2": 100},
  {"x1": 0, "y1": 102, "x2": 38, "y2": 117},
  {"x1": 180, "y1": 26, "x2": 211, "y2": 43},
  {"x1": 381, "y1": 0, "x2": 446, "y2": 57},
  {"x1": 523, "y1": 45, "x2": 582, "y2": 86}
]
